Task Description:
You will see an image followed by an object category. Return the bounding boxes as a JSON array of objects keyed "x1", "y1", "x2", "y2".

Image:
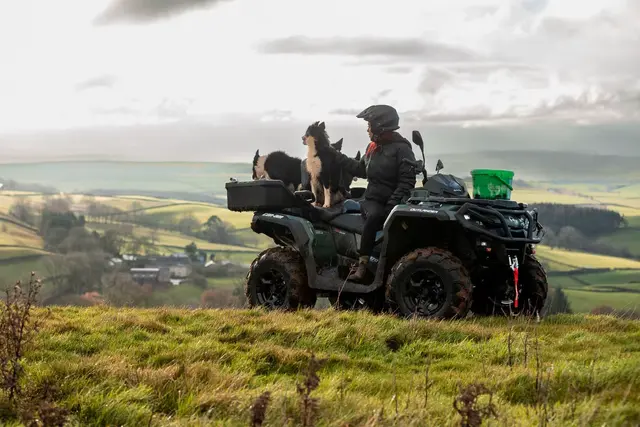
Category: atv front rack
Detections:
[
  {"x1": 455, "y1": 203, "x2": 541, "y2": 244},
  {"x1": 413, "y1": 197, "x2": 542, "y2": 244}
]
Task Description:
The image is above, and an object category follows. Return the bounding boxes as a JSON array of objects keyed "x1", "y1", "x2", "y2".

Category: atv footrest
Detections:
[{"x1": 313, "y1": 269, "x2": 381, "y2": 294}]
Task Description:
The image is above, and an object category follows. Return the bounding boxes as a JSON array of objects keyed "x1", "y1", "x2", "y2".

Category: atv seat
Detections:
[
  {"x1": 312, "y1": 198, "x2": 362, "y2": 222},
  {"x1": 329, "y1": 213, "x2": 364, "y2": 234}
]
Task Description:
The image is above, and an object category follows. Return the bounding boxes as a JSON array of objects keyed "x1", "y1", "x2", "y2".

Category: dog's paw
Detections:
[{"x1": 322, "y1": 203, "x2": 331, "y2": 208}]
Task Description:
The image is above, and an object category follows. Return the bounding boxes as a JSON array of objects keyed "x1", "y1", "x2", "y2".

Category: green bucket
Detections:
[{"x1": 470, "y1": 169, "x2": 514, "y2": 200}]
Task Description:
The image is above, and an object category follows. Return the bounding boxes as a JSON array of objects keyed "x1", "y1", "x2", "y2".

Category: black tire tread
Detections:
[
  {"x1": 518, "y1": 253, "x2": 548, "y2": 315},
  {"x1": 245, "y1": 247, "x2": 316, "y2": 310},
  {"x1": 386, "y1": 247, "x2": 472, "y2": 319}
]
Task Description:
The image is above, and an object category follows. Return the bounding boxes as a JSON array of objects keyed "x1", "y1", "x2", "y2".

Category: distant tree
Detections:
[
  {"x1": 57, "y1": 227, "x2": 101, "y2": 254},
  {"x1": 99, "y1": 229, "x2": 126, "y2": 257},
  {"x1": 101, "y1": 271, "x2": 152, "y2": 307},
  {"x1": 39, "y1": 197, "x2": 84, "y2": 250},
  {"x1": 8, "y1": 199, "x2": 36, "y2": 226},
  {"x1": 185, "y1": 242, "x2": 199, "y2": 261},
  {"x1": 177, "y1": 214, "x2": 200, "y2": 234},
  {"x1": 190, "y1": 272, "x2": 208, "y2": 289},
  {"x1": 42, "y1": 250, "x2": 108, "y2": 300},
  {"x1": 201, "y1": 215, "x2": 238, "y2": 245},
  {"x1": 532, "y1": 203, "x2": 624, "y2": 237},
  {"x1": 61, "y1": 251, "x2": 108, "y2": 295}
]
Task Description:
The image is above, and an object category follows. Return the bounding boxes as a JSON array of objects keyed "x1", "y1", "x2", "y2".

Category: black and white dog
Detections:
[{"x1": 302, "y1": 121, "x2": 346, "y2": 208}]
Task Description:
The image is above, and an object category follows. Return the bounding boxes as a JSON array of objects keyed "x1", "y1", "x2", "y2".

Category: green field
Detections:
[
  {"x1": 140, "y1": 203, "x2": 254, "y2": 227},
  {"x1": 3, "y1": 307, "x2": 636, "y2": 426},
  {"x1": 0, "y1": 255, "x2": 53, "y2": 287},
  {"x1": 535, "y1": 246, "x2": 640, "y2": 270},
  {"x1": 562, "y1": 289, "x2": 639, "y2": 313}
]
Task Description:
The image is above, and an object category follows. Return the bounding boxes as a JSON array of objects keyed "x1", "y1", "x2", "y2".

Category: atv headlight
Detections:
[{"x1": 504, "y1": 215, "x2": 526, "y2": 228}]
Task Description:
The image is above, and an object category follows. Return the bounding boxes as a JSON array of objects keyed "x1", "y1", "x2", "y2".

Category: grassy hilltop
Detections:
[{"x1": 3, "y1": 307, "x2": 637, "y2": 426}]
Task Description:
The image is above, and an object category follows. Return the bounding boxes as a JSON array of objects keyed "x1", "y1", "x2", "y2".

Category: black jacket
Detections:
[{"x1": 336, "y1": 132, "x2": 416, "y2": 206}]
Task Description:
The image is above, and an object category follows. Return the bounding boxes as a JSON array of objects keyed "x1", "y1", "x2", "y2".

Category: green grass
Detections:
[
  {"x1": 146, "y1": 284, "x2": 204, "y2": 307},
  {"x1": 0, "y1": 255, "x2": 52, "y2": 287},
  {"x1": 207, "y1": 276, "x2": 243, "y2": 289},
  {"x1": 9, "y1": 307, "x2": 639, "y2": 426},
  {"x1": 0, "y1": 247, "x2": 50, "y2": 260},
  {"x1": 0, "y1": 220, "x2": 43, "y2": 248},
  {"x1": 563, "y1": 289, "x2": 640, "y2": 313}
]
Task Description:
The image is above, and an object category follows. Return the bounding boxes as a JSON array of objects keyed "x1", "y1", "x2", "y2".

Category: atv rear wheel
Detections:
[
  {"x1": 245, "y1": 247, "x2": 316, "y2": 310},
  {"x1": 386, "y1": 248, "x2": 472, "y2": 319}
]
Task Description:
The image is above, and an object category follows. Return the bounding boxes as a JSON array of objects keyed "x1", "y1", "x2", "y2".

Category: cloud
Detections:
[
  {"x1": 418, "y1": 68, "x2": 456, "y2": 95},
  {"x1": 75, "y1": 75, "x2": 118, "y2": 92},
  {"x1": 256, "y1": 36, "x2": 479, "y2": 62},
  {"x1": 94, "y1": 0, "x2": 230, "y2": 25}
]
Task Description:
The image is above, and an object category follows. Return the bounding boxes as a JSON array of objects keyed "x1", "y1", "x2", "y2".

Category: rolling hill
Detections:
[{"x1": 1, "y1": 172, "x2": 640, "y2": 312}]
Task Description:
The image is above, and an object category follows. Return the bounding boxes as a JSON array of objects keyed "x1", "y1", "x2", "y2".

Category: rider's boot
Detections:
[{"x1": 347, "y1": 256, "x2": 368, "y2": 283}]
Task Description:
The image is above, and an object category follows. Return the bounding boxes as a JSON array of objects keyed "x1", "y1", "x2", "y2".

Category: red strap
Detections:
[{"x1": 365, "y1": 142, "x2": 377, "y2": 156}]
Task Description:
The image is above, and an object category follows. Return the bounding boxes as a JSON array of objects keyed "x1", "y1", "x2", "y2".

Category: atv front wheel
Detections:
[
  {"x1": 386, "y1": 248, "x2": 472, "y2": 319},
  {"x1": 515, "y1": 254, "x2": 548, "y2": 316},
  {"x1": 245, "y1": 247, "x2": 316, "y2": 310},
  {"x1": 471, "y1": 254, "x2": 548, "y2": 317}
]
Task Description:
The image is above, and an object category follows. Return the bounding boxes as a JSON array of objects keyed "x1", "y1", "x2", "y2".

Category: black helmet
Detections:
[{"x1": 356, "y1": 104, "x2": 400, "y2": 134}]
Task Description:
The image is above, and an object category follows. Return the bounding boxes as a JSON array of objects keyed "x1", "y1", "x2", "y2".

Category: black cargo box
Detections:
[{"x1": 225, "y1": 180, "x2": 306, "y2": 212}]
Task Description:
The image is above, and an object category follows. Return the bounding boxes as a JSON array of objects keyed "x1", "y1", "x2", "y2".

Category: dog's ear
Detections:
[
  {"x1": 253, "y1": 149, "x2": 260, "y2": 164},
  {"x1": 331, "y1": 138, "x2": 343, "y2": 151},
  {"x1": 355, "y1": 150, "x2": 361, "y2": 161},
  {"x1": 319, "y1": 121, "x2": 325, "y2": 130}
]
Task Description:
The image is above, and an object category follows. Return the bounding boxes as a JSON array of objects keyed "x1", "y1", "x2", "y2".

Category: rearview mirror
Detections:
[
  {"x1": 411, "y1": 130, "x2": 424, "y2": 151},
  {"x1": 436, "y1": 159, "x2": 444, "y2": 173}
]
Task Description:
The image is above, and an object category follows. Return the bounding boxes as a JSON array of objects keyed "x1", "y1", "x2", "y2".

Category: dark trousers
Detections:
[{"x1": 359, "y1": 199, "x2": 392, "y2": 257}]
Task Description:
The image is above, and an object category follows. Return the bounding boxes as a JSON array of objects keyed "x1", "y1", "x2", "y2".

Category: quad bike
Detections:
[{"x1": 225, "y1": 131, "x2": 548, "y2": 319}]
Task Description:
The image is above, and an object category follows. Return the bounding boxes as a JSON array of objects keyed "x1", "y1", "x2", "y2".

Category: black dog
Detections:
[
  {"x1": 252, "y1": 140, "x2": 345, "y2": 193},
  {"x1": 302, "y1": 121, "x2": 345, "y2": 208},
  {"x1": 252, "y1": 150, "x2": 302, "y2": 192}
]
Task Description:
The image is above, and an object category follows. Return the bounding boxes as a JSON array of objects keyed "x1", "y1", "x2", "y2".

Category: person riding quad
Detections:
[{"x1": 334, "y1": 104, "x2": 417, "y2": 283}]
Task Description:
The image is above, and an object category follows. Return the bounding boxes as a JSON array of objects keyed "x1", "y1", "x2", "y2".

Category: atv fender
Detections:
[
  {"x1": 371, "y1": 205, "x2": 456, "y2": 288},
  {"x1": 251, "y1": 212, "x2": 319, "y2": 289}
]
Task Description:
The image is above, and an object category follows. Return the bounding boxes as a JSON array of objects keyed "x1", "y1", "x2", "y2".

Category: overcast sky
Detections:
[{"x1": 0, "y1": 0, "x2": 639, "y2": 162}]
